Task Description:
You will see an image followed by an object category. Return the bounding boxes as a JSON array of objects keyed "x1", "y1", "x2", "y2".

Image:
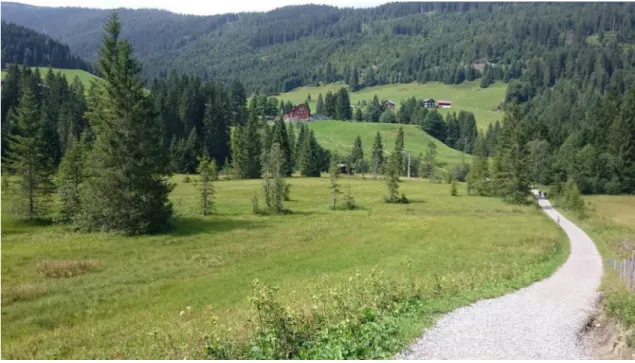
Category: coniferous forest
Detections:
[{"x1": 1, "y1": 21, "x2": 92, "y2": 71}]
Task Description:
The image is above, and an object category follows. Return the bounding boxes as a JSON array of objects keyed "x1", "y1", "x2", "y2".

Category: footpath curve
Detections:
[{"x1": 397, "y1": 190, "x2": 603, "y2": 359}]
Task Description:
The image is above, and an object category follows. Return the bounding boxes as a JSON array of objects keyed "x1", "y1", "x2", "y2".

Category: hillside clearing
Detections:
[
  {"x1": 1, "y1": 67, "x2": 99, "y2": 89},
  {"x1": 276, "y1": 81, "x2": 507, "y2": 131},
  {"x1": 308, "y1": 120, "x2": 471, "y2": 168},
  {"x1": 2, "y1": 175, "x2": 565, "y2": 359}
]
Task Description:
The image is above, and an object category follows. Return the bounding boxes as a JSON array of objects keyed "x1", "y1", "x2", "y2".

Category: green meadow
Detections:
[
  {"x1": 308, "y1": 120, "x2": 471, "y2": 168},
  {"x1": 2, "y1": 175, "x2": 566, "y2": 359},
  {"x1": 276, "y1": 80, "x2": 507, "y2": 131}
]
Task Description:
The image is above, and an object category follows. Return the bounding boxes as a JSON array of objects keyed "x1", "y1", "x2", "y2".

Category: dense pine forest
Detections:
[
  {"x1": 3, "y1": 2, "x2": 635, "y2": 94},
  {"x1": 1, "y1": 21, "x2": 92, "y2": 71}
]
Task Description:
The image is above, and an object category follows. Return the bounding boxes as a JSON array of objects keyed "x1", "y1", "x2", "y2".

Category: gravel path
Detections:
[{"x1": 397, "y1": 190, "x2": 603, "y2": 359}]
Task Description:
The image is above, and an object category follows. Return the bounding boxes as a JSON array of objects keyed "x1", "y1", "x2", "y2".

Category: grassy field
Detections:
[
  {"x1": 308, "y1": 120, "x2": 471, "y2": 168},
  {"x1": 560, "y1": 195, "x2": 635, "y2": 345},
  {"x1": 276, "y1": 80, "x2": 507, "y2": 131},
  {"x1": 1, "y1": 67, "x2": 99, "y2": 89},
  {"x1": 2, "y1": 175, "x2": 566, "y2": 359}
]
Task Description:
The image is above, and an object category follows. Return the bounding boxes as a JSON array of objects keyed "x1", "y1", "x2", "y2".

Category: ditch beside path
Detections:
[{"x1": 397, "y1": 190, "x2": 603, "y2": 359}]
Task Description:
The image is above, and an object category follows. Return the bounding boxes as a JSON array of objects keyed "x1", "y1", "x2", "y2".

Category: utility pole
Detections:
[{"x1": 407, "y1": 152, "x2": 411, "y2": 178}]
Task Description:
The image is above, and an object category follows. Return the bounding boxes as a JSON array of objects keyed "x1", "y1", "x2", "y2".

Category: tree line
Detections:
[{"x1": 1, "y1": 21, "x2": 93, "y2": 72}]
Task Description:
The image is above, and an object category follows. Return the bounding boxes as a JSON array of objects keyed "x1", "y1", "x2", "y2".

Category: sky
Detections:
[{"x1": 13, "y1": 0, "x2": 388, "y2": 15}]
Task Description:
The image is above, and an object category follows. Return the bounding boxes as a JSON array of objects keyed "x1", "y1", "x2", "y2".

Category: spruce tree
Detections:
[
  {"x1": 197, "y1": 154, "x2": 216, "y2": 216},
  {"x1": 203, "y1": 87, "x2": 230, "y2": 167},
  {"x1": 181, "y1": 127, "x2": 200, "y2": 173},
  {"x1": 329, "y1": 158, "x2": 341, "y2": 209},
  {"x1": 354, "y1": 107, "x2": 363, "y2": 121},
  {"x1": 394, "y1": 126, "x2": 405, "y2": 174},
  {"x1": 229, "y1": 80, "x2": 247, "y2": 126},
  {"x1": 467, "y1": 135, "x2": 491, "y2": 196},
  {"x1": 350, "y1": 135, "x2": 364, "y2": 165},
  {"x1": 261, "y1": 143, "x2": 288, "y2": 213},
  {"x1": 349, "y1": 67, "x2": 359, "y2": 92},
  {"x1": 5, "y1": 85, "x2": 55, "y2": 220},
  {"x1": 336, "y1": 87, "x2": 352, "y2": 120},
  {"x1": 57, "y1": 135, "x2": 87, "y2": 221},
  {"x1": 421, "y1": 141, "x2": 437, "y2": 178},
  {"x1": 315, "y1": 93, "x2": 325, "y2": 116},
  {"x1": 271, "y1": 117, "x2": 293, "y2": 176},
  {"x1": 492, "y1": 106, "x2": 530, "y2": 204},
  {"x1": 79, "y1": 13, "x2": 173, "y2": 234},
  {"x1": 607, "y1": 84, "x2": 635, "y2": 193},
  {"x1": 287, "y1": 122, "x2": 297, "y2": 170},
  {"x1": 300, "y1": 130, "x2": 321, "y2": 177},
  {"x1": 244, "y1": 112, "x2": 262, "y2": 178},
  {"x1": 231, "y1": 125, "x2": 248, "y2": 179},
  {"x1": 371, "y1": 131, "x2": 384, "y2": 176}
]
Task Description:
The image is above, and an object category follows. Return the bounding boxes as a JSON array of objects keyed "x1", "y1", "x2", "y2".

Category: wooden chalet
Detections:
[{"x1": 283, "y1": 104, "x2": 311, "y2": 121}]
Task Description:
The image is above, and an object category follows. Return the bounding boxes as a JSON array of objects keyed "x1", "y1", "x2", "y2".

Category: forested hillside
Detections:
[
  {"x1": 3, "y1": 2, "x2": 635, "y2": 95},
  {"x1": 1, "y1": 21, "x2": 92, "y2": 71}
]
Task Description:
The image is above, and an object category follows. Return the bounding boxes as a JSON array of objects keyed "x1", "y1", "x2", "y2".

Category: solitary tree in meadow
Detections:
[
  {"x1": 421, "y1": 141, "x2": 437, "y2": 178},
  {"x1": 197, "y1": 154, "x2": 216, "y2": 216},
  {"x1": 371, "y1": 131, "x2": 384, "y2": 176},
  {"x1": 78, "y1": 13, "x2": 173, "y2": 234}
]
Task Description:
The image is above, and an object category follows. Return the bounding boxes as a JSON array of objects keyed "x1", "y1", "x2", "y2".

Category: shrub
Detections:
[
  {"x1": 36, "y1": 259, "x2": 101, "y2": 278},
  {"x1": 450, "y1": 178, "x2": 458, "y2": 196},
  {"x1": 183, "y1": 175, "x2": 192, "y2": 183},
  {"x1": 344, "y1": 186, "x2": 357, "y2": 210},
  {"x1": 451, "y1": 163, "x2": 470, "y2": 182},
  {"x1": 202, "y1": 265, "x2": 424, "y2": 360}
]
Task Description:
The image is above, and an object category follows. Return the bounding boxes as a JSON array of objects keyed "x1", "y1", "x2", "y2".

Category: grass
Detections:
[
  {"x1": 276, "y1": 80, "x2": 507, "y2": 131},
  {"x1": 1, "y1": 175, "x2": 566, "y2": 359},
  {"x1": 1, "y1": 67, "x2": 100, "y2": 90},
  {"x1": 557, "y1": 195, "x2": 635, "y2": 346},
  {"x1": 308, "y1": 120, "x2": 471, "y2": 168}
]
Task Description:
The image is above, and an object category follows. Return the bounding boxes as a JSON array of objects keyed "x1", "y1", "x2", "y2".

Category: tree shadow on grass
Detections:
[
  {"x1": 1, "y1": 217, "x2": 56, "y2": 235},
  {"x1": 168, "y1": 216, "x2": 266, "y2": 237}
]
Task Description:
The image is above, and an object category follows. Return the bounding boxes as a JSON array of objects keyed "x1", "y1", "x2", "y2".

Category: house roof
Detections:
[
  {"x1": 422, "y1": 98, "x2": 434, "y2": 102},
  {"x1": 437, "y1": 100, "x2": 452, "y2": 104},
  {"x1": 384, "y1": 100, "x2": 395, "y2": 104}
]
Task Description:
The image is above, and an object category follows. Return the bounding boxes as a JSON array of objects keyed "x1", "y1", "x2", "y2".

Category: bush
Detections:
[
  {"x1": 203, "y1": 265, "x2": 424, "y2": 359},
  {"x1": 385, "y1": 193, "x2": 409, "y2": 204},
  {"x1": 379, "y1": 110, "x2": 396, "y2": 124},
  {"x1": 344, "y1": 185, "x2": 357, "y2": 210},
  {"x1": 451, "y1": 163, "x2": 470, "y2": 182},
  {"x1": 183, "y1": 175, "x2": 192, "y2": 183},
  {"x1": 450, "y1": 178, "x2": 458, "y2": 196}
]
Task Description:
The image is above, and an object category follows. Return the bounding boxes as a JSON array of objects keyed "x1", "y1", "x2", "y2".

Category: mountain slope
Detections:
[
  {"x1": 277, "y1": 81, "x2": 507, "y2": 130},
  {"x1": 1, "y1": 21, "x2": 92, "y2": 71},
  {"x1": 3, "y1": 2, "x2": 634, "y2": 95}
]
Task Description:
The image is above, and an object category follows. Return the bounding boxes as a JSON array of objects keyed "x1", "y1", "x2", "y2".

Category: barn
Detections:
[
  {"x1": 437, "y1": 100, "x2": 452, "y2": 108},
  {"x1": 283, "y1": 104, "x2": 311, "y2": 121},
  {"x1": 383, "y1": 100, "x2": 396, "y2": 109}
]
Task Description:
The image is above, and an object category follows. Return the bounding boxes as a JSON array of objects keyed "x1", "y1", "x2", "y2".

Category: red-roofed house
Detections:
[
  {"x1": 283, "y1": 104, "x2": 311, "y2": 122},
  {"x1": 437, "y1": 100, "x2": 452, "y2": 108}
]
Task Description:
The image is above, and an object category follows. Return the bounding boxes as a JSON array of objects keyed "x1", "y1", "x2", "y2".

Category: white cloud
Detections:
[{"x1": 14, "y1": 0, "x2": 387, "y2": 15}]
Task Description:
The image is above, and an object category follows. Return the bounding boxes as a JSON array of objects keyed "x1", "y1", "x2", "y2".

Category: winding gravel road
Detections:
[{"x1": 397, "y1": 190, "x2": 603, "y2": 359}]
